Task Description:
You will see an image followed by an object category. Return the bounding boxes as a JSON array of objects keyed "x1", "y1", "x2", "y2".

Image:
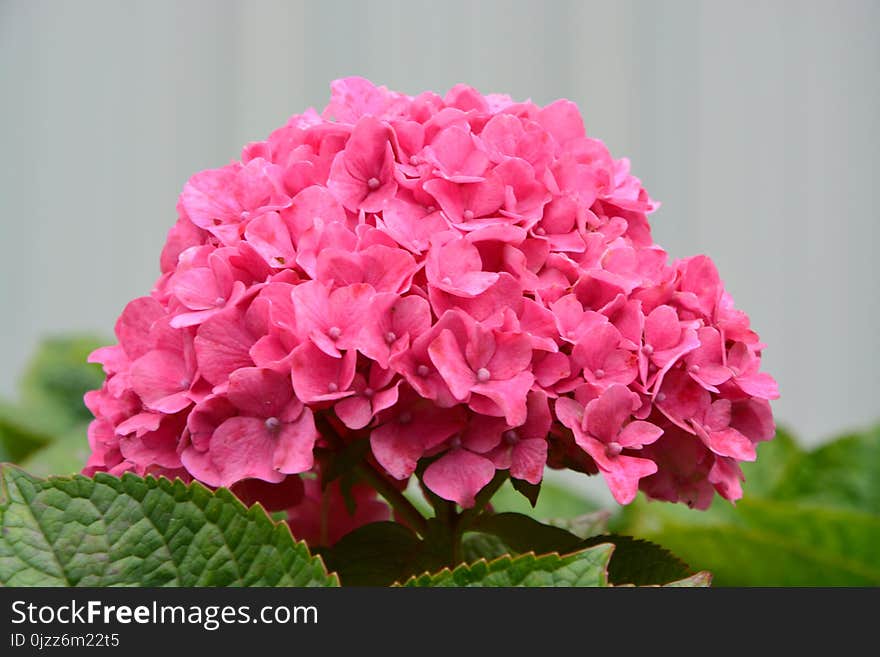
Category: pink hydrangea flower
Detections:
[{"x1": 84, "y1": 77, "x2": 778, "y2": 543}]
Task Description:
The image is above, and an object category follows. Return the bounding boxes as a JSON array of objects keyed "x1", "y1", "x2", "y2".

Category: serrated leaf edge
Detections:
[
  {"x1": 0, "y1": 463, "x2": 340, "y2": 587},
  {"x1": 395, "y1": 542, "x2": 616, "y2": 587}
]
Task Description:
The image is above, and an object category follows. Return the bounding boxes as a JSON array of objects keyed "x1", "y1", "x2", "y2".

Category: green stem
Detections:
[
  {"x1": 355, "y1": 462, "x2": 428, "y2": 537},
  {"x1": 314, "y1": 412, "x2": 428, "y2": 537}
]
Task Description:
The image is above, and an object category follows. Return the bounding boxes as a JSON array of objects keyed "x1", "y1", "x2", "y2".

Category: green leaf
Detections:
[
  {"x1": 320, "y1": 521, "x2": 421, "y2": 586},
  {"x1": 0, "y1": 402, "x2": 53, "y2": 462},
  {"x1": 738, "y1": 426, "x2": 804, "y2": 498},
  {"x1": 460, "y1": 531, "x2": 510, "y2": 563},
  {"x1": 661, "y1": 572, "x2": 713, "y2": 587},
  {"x1": 19, "y1": 423, "x2": 90, "y2": 478},
  {"x1": 581, "y1": 534, "x2": 691, "y2": 586},
  {"x1": 615, "y1": 425, "x2": 880, "y2": 586},
  {"x1": 320, "y1": 520, "x2": 450, "y2": 586},
  {"x1": 619, "y1": 496, "x2": 880, "y2": 586},
  {"x1": 0, "y1": 335, "x2": 107, "y2": 464},
  {"x1": 546, "y1": 510, "x2": 610, "y2": 539},
  {"x1": 772, "y1": 424, "x2": 880, "y2": 513},
  {"x1": 0, "y1": 465, "x2": 338, "y2": 587},
  {"x1": 510, "y1": 477, "x2": 541, "y2": 507},
  {"x1": 470, "y1": 513, "x2": 694, "y2": 586},
  {"x1": 402, "y1": 544, "x2": 615, "y2": 587},
  {"x1": 18, "y1": 335, "x2": 105, "y2": 427},
  {"x1": 472, "y1": 512, "x2": 583, "y2": 555}
]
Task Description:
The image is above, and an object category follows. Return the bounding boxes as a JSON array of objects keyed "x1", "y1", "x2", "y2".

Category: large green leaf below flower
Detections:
[
  {"x1": 402, "y1": 543, "x2": 709, "y2": 587},
  {"x1": 0, "y1": 466, "x2": 338, "y2": 587},
  {"x1": 326, "y1": 512, "x2": 698, "y2": 586}
]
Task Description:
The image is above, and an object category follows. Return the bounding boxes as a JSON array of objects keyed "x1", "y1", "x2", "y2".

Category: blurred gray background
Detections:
[{"x1": 1, "y1": 0, "x2": 877, "y2": 446}]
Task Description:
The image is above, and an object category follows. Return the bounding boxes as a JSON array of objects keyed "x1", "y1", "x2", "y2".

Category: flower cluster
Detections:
[{"x1": 84, "y1": 77, "x2": 777, "y2": 541}]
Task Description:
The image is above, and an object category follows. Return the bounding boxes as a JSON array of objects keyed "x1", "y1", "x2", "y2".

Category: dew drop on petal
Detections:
[
  {"x1": 265, "y1": 417, "x2": 281, "y2": 433},
  {"x1": 476, "y1": 367, "x2": 491, "y2": 382}
]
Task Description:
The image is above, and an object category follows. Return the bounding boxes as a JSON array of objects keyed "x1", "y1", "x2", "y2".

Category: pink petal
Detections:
[
  {"x1": 115, "y1": 412, "x2": 162, "y2": 437},
  {"x1": 428, "y1": 329, "x2": 475, "y2": 400},
  {"x1": 423, "y1": 125, "x2": 490, "y2": 181},
  {"x1": 370, "y1": 420, "x2": 424, "y2": 480},
  {"x1": 194, "y1": 309, "x2": 256, "y2": 385},
  {"x1": 708, "y1": 456, "x2": 744, "y2": 502},
  {"x1": 601, "y1": 453, "x2": 658, "y2": 505},
  {"x1": 184, "y1": 416, "x2": 284, "y2": 487},
  {"x1": 283, "y1": 185, "x2": 347, "y2": 241},
  {"x1": 115, "y1": 296, "x2": 165, "y2": 360},
  {"x1": 461, "y1": 415, "x2": 507, "y2": 454},
  {"x1": 422, "y1": 448, "x2": 496, "y2": 508},
  {"x1": 617, "y1": 420, "x2": 664, "y2": 449},
  {"x1": 244, "y1": 211, "x2": 296, "y2": 268},
  {"x1": 272, "y1": 407, "x2": 318, "y2": 475},
  {"x1": 326, "y1": 153, "x2": 369, "y2": 211},
  {"x1": 699, "y1": 426, "x2": 757, "y2": 462},
  {"x1": 379, "y1": 198, "x2": 447, "y2": 253},
  {"x1": 486, "y1": 331, "x2": 533, "y2": 379},
  {"x1": 554, "y1": 397, "x2": 585, "y2": 433},
  {"x1": 180, "y1": 164, "x2": 241, "y2": 232},
  {"x1": 344, "y1": 116, "x2": 393, "y2": 180},
  {"x1": 735, "y1": 372, "x2": 780, "y2": 400},
  {"x1": 533, "y1": 351, "x2": 571, "y2": 387},
  {"x1": 584, "y1": 385, "x2": 638, "y2": 444},
  {"x1": 334, "y1": 395, "x2": 374, "y2": 430},
  {"x1": 537, "y1": 99, "x2": 585, "y2": 145},
  {"x1": 427, "y1": 235, "x2": 499, "y2": 297},
  {"x1": 227, "y1": 367, "x2": 293, "y2": 417},
  {"x1": 730, "y1": 398, "x2": 775, "y2": 443},
  {"x1": 129, "y1": 349, "x2": 191, "y2": 413},
  {"x1": 645, "y1": 305, "x2": 682, "y2": 351},
  {"x1": 290, "y1": 342, "x2": 357, "y2": 403},
  {"x1": 704, "y1": 399, "x2": 733, "y2": 432},
  {"x1": 471, "y1": 371, "x2": 535, "y2": 426},
  {"x1": 359, "y1": 245, "x2": 418, "y2": 293},
  {"x1": 510, "y1": 438, "x2": 547, "y2": 484},
  {"x1": 428, "y1": 272, "x2": 523, "y2": 321}
]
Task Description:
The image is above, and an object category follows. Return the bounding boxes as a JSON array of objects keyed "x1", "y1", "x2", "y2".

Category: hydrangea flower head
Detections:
[{"x1": 85, "y1": 78, "x2": 778, "y2": 542}]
